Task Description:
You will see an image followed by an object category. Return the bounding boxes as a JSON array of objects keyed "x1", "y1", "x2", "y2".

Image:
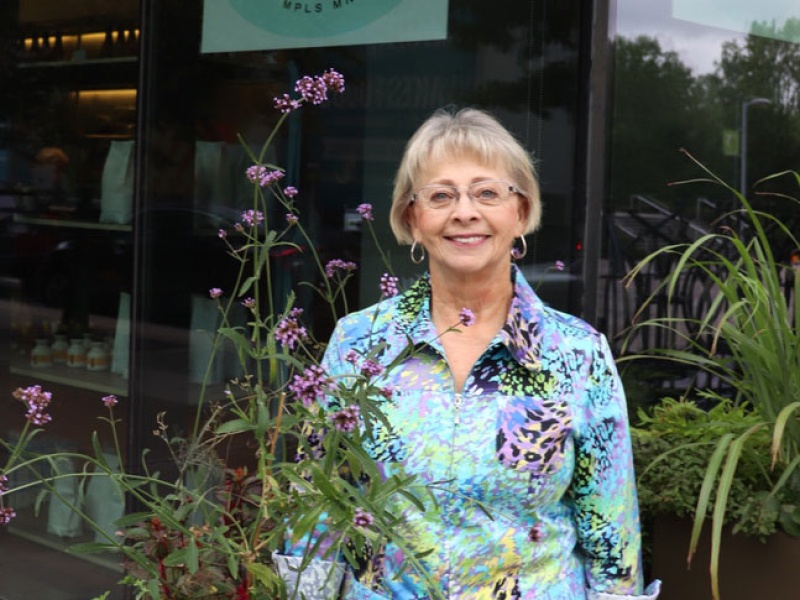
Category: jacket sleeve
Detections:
[{"x1": 568, "y1": 333, "x2": 660, "y2": 599}]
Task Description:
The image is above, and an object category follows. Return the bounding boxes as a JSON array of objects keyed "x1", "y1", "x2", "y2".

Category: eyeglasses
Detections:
[{"x1": 410, "y1": 180, "x2": 519, "y2": 210}]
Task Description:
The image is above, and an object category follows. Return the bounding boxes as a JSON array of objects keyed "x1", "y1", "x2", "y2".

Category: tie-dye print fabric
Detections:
[{"x1": 290, "y1": 267, "x2": 659, "y2": 600}]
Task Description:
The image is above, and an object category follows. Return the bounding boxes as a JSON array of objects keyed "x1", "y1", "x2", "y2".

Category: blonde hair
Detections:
[{"x1": 389, "y1": 107, "x2": 541, "y2": 244}]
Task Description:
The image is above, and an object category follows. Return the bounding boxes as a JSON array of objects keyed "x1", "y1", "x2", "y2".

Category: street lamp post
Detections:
[{"x1": 740, "y1": 97, "x2": 771, "y2": 198}]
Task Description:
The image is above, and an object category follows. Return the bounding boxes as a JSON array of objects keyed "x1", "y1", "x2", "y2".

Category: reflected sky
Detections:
[{"x1": 616, "y1": 0, "x2": 747, "y2": 75}]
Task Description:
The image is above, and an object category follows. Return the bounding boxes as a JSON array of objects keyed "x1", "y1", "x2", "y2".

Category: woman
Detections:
[{"x1": 284, "y1": 108, "x2": 660, "y2": 600}]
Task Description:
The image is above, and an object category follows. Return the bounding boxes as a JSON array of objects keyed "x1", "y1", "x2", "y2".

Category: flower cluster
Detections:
[
  {"x1": 330, "y1": 404, "x2": 360, "y2": 433},
  {"x1": 356, "y1": 203, "x2": 373, "y2": 221},
  {"x1": 245, "y1": 166, "x2": 284, "y2": 188},
  {"x1": 241, "y1": 209, "x2": 266, "y2": 227},
  {"x1": 103, "y1": 394, "x2": 118, "y2": 408},
  {"x1": 0, "y1": 506, "x2": 14, "y2": 525},
  {"x1": 274, "y1": 68, "x2": 345, "y2": 113},
  {"x1": 275, "y1": 307, "x2": 308, "y2": 350},
  {"x1": 0, "y1": 474, "x2": 9, "y2": 523},
  {"x1": 360, "y1": 359, "x2": 383, "y2": 379},
  {"x1": 13, "y1": 385, "x2": 53, "y2": 426},
  {"x1": 379, "y1": 273, "x2": 399, "y2": 298},
  {"x1": 325, "y1": 259, "x2": 358, "y2": 279},
  {"x1": 459, "y1": 308, "x2": 476, "y2": 327},
  {"x1": 288, "y1": 364, "x2": 332, "y2": 407},
  {"x1": 352, "y1": 507, "x2": 374, "y2": 528}
]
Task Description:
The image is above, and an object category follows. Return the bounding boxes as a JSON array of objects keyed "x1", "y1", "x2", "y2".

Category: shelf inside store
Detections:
[
  {"x1": 16, "y1": 56, "x2": 137, "y2": 69},
  {"x1": 14, "y1": 213, "x2": 132, "y2": 232},
  {"x1": 10, "y1": 357, "x2": 129, "y2": 397}
]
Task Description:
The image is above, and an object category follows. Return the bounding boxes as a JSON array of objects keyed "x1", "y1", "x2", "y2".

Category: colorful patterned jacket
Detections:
[{"x1": 282, "y1": 266, "x2": 660, "y2": 600}]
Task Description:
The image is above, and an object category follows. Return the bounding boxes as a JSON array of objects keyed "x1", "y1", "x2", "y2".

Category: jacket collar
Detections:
[{"x1": 382, "y1": 266, "x2": 544, "y2": 372}]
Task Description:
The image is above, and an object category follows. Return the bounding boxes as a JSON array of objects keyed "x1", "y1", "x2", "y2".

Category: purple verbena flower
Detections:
[
  {"x1": 13, "y1": 385, "x2": 53, "y2": 426},
  {"x1": 286, "y1": 213, "x2": 298, "y2": 225},
  {"x1": 0, "y1": 474, "x2": 8, "y2": 496},
  {"x1": 356, "y1": 203, "x2": 373, "y2": 221},
  {"x1": 284, "y1": 186, "x2": 299, "y2": 198},
  {"x1": 322, "y1": 69, "x2": 346, "y2": 94},
  {"x1": 0, "y1": 506, "x2": 15, "y2": 525},
  {"x1": 102, "y1": 395, "x2": 118, "y2": 408},
  {"x1": 379, "y1": 387, "x2": 394, "y2": 400},
  {"x1": 275, "y1": 308, "x2": 308, "y2": 350},
  {"x1": 246, "y1": 165, "x2": 267, "y2": 184},
  {"x1": 260, "y1": 170, "x2": 284, "y2": 187},
  {"x1": 325, "y1": 259, "x2": 358, "y2": 278},
  {"x1": 459, "y1": 308, "x2": 476, "y2": 327},
  {"x1": 242, "y1": 297, "x2": 256, "y2": 309},
  {"x1": 379, "y1": 273, "x2": 399, "y2": 298},
  {"x1": 330, "y1": 404, "x2": 360, "y2": 433},
  {"x1": 295, "y1": 75, "x2": 328, "y2": 105},
  {"x1": 344, "y1": 349, "x2": 359, "y2": 364},
  {"x1": 218, "y1": 229, "x2": 227, "y2": 239},
  {"x1": 273, "y1": 93, "x2": 302, "y2": 113},
  {"x1": 245, "y1": 165, "x2": 284, "y2": 188},
  {"x1": 360, "y1": 359, "x2": 383, "y2": 379},
  {"x1": 555, "y1": 260, "x2": 565, "y2": 272},
  {"x1": 241, "y1": 209, "x2": 265, "y2": 227},
  {"x1": 352, "y1": 507, "x2": 374, "y2": 528},
  {"x1": 288, "y1": 365, "x2": 331, "y2": 407},
  {"x1": 209, "y1": 288, "x2": 223, "y2": 299}
]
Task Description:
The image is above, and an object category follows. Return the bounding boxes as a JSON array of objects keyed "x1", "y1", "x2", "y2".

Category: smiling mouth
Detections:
[{"x1": 446, "y1": 235, "x2": 488, "y2": 244}]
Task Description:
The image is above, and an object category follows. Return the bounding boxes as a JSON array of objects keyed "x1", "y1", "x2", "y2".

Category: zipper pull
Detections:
[{"x1": 454, "y1": 393, "x2": 462, "y2": 425}]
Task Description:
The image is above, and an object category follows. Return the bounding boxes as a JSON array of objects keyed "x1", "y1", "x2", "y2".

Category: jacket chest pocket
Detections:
[{"x1": 494, "y1": 396, "x2": 574, "y2": 478}]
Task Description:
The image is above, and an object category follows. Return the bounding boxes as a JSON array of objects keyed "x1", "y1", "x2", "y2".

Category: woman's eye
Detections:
[
  {"x1": 429, "y1": 190, "x2": 455, "y2": 203},
  {"x1": 475, "y1": 186, "x2": 500, "y2": 200}
]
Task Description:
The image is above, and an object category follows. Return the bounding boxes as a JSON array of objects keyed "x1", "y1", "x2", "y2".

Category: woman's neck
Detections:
[{"x1": 429, "y1": 267, "x2": 514, "y2": 333}]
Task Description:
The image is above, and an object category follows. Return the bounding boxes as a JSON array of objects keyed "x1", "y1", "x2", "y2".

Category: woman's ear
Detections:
[
  {"x1": 517, "y1": 195, "x2": 531, "y2": 233},
  {"x1": 405, "y1": 204, "x2": 419, "y2": 238}
]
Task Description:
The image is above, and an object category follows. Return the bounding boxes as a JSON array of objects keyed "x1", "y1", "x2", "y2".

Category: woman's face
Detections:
[{"x1": 407, "y1": 154, "x2": 528, "y2": 282}]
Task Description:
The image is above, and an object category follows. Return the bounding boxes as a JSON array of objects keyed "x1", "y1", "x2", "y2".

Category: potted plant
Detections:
[{"x1": 621, "y1": 152, "x2": 800, "y2": 599}]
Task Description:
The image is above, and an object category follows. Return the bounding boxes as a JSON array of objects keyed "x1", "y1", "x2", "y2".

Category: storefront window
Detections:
[{"x1": 603, "y1": 0, "x2": 800, "y2": 349}]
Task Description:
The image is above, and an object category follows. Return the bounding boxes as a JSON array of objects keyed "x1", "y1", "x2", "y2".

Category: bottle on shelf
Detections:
[
  {"x1": 86, "y1": 342, "x2": 110, "y2": 371},
  {"x1": 29, "y1": 35, "x2": 41, "y2": 61},
  {"x1": 116, "y1": 28, "x2": 127, "y2": 56},
  {"x1": 67, "y1": 338, "x2": 86, "y2": 368},
  {"x1": 101, "y1": 28, "x2": 114, "y2": 58},
  {"x1": 30, "y1": 339, "x2": 53, "y2": 368},
  {"x1": 52, "y1": 31, "x2": 65, "y2": 61},
  {"x1": 51, "y1": 334, "x2": 69, "y2": 364}
]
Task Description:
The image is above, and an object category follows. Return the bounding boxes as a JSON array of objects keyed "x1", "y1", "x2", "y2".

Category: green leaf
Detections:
[
  {"x1": 187, "y1": 537, "x2": 199, "y2": 574},
  {"x1": 162, "y1": 547, "x2": 192, "y2": 567},
  {"x1": 216, "y1": 419, "x2": 257, "y2": 435},
  {"x1": 67, "y1": 542, "x2": 119, "y2": 555},
  {"x1": 688, "y1": 432, "x2": 734, "y2": 567},
  {"x1": 146, "y1": 578, "x2": 160, "y2": 599},
  {"x1": 246, "y1": 562, "x2": 278, "y2": 587}
]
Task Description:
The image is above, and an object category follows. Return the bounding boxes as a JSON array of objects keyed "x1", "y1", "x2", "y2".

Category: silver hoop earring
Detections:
[
  {"x1": 511, "y1": 235, "x2": 527, "y2": 260},
  {"x1": 410, "y1": 240, "x2": 426, "y2": 264}
]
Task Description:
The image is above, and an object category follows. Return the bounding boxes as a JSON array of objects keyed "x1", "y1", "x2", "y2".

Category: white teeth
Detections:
[{"x1": 451, "y1": 236, "x2": 484, "y2": 243}]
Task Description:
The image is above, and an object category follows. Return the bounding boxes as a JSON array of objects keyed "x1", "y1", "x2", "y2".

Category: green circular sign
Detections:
[{"x1": 229, "y1": 0, "x2": 403, "y2": 38}]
